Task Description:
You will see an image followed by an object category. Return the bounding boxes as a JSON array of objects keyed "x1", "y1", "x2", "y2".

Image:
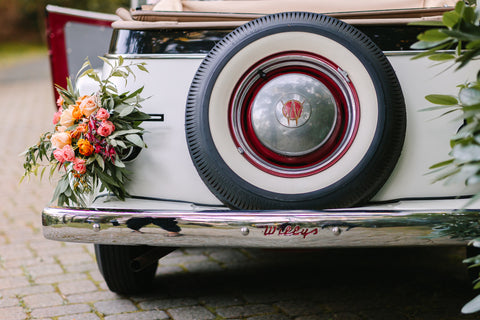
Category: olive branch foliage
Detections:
[
  {"x1": 22, "y1": 57, "x2": 150, "y2": 207},
  {"x1": 411, "y1": 0, "x2": 480, "y2": 313}
]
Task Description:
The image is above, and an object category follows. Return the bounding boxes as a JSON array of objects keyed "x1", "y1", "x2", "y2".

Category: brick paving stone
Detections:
[
  {"x1": 65, "y1": 262, "x2": 98, "y2": 273},
  {"x1": 216, "y1": 304, "x2": 277, "y2": 318},
  {"x1": 200, "y1": 295, "x2": 243, "y2": 308},
  {"x1": 0, "y1": 297, "x2": 19, "y2": 308},
  {"x1": 57, "y1": 313, "x2": 101, "y2": 320},
  {"x1": 0, "y1": 284, "x2": 55, "y2": 298},
  {"x1": 30, "y1": 304, "x2": 92, "y2": 318},
  {"x1": 138, "y1": 297, "x2": 197, "y2": 310},
  {"x1": 35, "y1": 273, "x2": 87, "y2": 285},
  {"x1": 0, "y1": 276, "x2": 29, "y2": 290},
  {"x1": 275, "y1": 300, "x2": 328, "y2": 317},
  {"x1": 159, "y1": 254, "x2": 210, "y2": 266},
  {"x1": 248, "y1": 315, "x2": 291, "y2": 320},
  {"x1": 57, "y1": 252, "x2": 94, "y2": 266},
  {"x1": 67, "y1": 291, "x2": 119, "y2": 304},
  {"x1": 104, "y1": 310, "x2": 170, "y2": 320},
  {"x1": 168, "y1": 306, "x2": 215, "y2": 320},
  {"x1": 183, "y1": 260, "x2": 224, "y2": 273},
  {"x1": 26, "y1": 263, "x2": 64, "y2": 278},
  {"x1": 58, "y1": 280, "x2": 98, "y2": 295},
  {"x1": 0, "y1": 306, "x2": 27, "y2": 320},
  {"x1": 94, "y1": 299, "x2": 138, "y2": 315},
  {"x1": 23, "y1": 292, "x2": 64, "y2": 309}
]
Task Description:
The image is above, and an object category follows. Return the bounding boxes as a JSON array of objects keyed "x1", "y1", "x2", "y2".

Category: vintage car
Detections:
[{"x1": 43, "y1": 0, "x2": 480, "y2": 294}]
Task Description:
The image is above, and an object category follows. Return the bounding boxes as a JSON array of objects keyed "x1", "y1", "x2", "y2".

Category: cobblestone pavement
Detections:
[{"x1": 1, "y1": 55, "x2": 480, "y2": 320}]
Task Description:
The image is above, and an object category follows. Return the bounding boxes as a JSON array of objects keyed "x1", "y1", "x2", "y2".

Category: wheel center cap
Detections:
[{"x1": 276, "y1": 94, "x2": 311, "y2": 128}]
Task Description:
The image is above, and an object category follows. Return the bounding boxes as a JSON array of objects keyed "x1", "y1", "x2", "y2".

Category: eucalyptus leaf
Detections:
[
  {"x1": 426, "y1": 94, "x2": 458, "y2": 105},
  {"x1": 119, "y1": 105, "x2": 135, "y2": 117},
  {"x1": 451, "y1": 144, "x2": 480, "y2": 162},
  {"x1": 126, "y1": 134, "x2": 145, "y2": 147},
  {"x1": 462, "y1": 294, "x2": 480, "y2": 314},
  {"x1": 460, "y1": 87, "x2": 480, "y2": 106}
]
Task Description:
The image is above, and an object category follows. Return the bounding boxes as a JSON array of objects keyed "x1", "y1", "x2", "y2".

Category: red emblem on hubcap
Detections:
[{"x1": 282, "y1": 99, "x2": 304, "y2": 126}]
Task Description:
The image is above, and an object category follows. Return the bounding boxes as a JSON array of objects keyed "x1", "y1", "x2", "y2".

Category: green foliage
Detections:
[{"x1": 412, "y1": 1, "x2": 480, "y2": 313}]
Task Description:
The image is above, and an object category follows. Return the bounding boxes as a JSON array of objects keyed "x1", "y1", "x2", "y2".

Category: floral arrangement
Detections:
[{"x1": 22, "y1": 57, "x2": 149, "y2": 207}]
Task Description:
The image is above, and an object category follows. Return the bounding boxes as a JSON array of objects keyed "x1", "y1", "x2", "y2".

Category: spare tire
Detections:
[{"x1": 186, "y1": 12, "x2": 406, "y2": 210}]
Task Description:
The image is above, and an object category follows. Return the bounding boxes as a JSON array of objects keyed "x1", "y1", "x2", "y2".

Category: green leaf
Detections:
[
  {"x1": 137, "y1": 64, "x2": 148, "y2": 73},
  {"x1": 428, "y1": 53, "x2": 456, "y2": 61},
  {"x1": 118, "y1": 55, "x2": 124, "y2": 66},
  {"x1": 451, "y1": 144, "x2": 480, "y2": 162},
  {"x1": 429, "y1": 159, "x2": 454, "y2": 169},
  {"x1": 119, "y1": 105, "x2": 135, "y2": 117},
  {"x1": 95, "y1": 154, "x2": 105, "y2": 170},
  {"x1": 418, "y1": 29, "x2": 450, "y2": 42},
  {"x1": 114, "y1": 157, "x2": 125, "y2": 168},
  {"x1": 425, "y1": 94, "x2": 458, "y2": 105},
  {"x1": 126, "y1": 134, "x2": 145, "y2": 147},
  {"x1": 460, "y1": 87, "x2": 480, "y2": 106},
  {"x1": 462, "y1": 294, "x2": 480, "y2": 314},
  {"x1": 443, "y1": 10, "x2": 460, "y2": 28}
]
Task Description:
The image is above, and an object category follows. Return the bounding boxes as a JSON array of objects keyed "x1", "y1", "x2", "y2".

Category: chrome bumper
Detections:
[{"x1": 42, "y1": 199, "x2": 480, "y2": 248}]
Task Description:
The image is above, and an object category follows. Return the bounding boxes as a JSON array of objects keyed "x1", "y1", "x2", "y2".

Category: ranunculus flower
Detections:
[
  {"x1": 51, "y1": 132, "x2": 72, "y2": 149},
  {"x1": 95, "y1": 108, "x2": 110, "y2": 121},
  {"x1": 79, "y1": 95, "x2": 99, "y2": 117},
  {"x1": 52, "y1": 110, "x2": 62, "y2": 125},
  {"x1": 77, "y1": 139, "x2": 94, "y2": 156},
  {"x1": 60, "y1": 106, "x2": 75, "y2": 128},
  {"x1": 73, "y1": 158, "x2": 86, "y2": 174},
  {"x1": 97, "y1": 120, "x2": 115, "y2": 137},
  {"x1": 56, "y1": 96, "x2": 64, "y2": 108},
  {"x1": 72, "y1": 106, "x2": 83, "y2": 120},
  {"x1": 62, "y1": 145, "x2": 75, "y2": 162},
  {"x1": 71, "y1": 123, "x2": 87, "y2": 139},
  {"x1": 53, "y1": 149, "x2": 66, "y2": 163}
]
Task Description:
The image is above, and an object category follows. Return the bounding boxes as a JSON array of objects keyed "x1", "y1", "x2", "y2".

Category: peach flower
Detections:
[
  {"x1": 95, "y1": 108, "x2": 110, "y2": 121},
  {"x1": 77, "y1": 139, "x2": 94, "y2": 156},
  {"x1": 73, "y1": 158, "x2": 86, "y2": 174},
  {"x1": 97, "y1": 120, "x2": 115, "y2": 137},
  {"x1": 79, "y1": 95, "x2": 99, "y2": 117},
  {"x1": 50, "y1": 132, "x2": 72, "y2": 149},
  {"x1": 71, "y1": 123, "x2": 87, "y2": 139},
  {"x1": 60, "y1": 106, "x2": 75, "y2": 128}
]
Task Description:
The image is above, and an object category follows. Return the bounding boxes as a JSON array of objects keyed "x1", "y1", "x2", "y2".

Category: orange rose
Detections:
[
  {"x1": 78, "y1": 95, "x2": 99, "y2": 117},
  {"x1": 59, "y1": 106, "x2": 75, "y2": 128},
  {"x1": 77, "y1": 139, "x2": 94, "y2": 156},
  {"x1": 51, "y1": 132, "x2": 72, "y2": 149}
]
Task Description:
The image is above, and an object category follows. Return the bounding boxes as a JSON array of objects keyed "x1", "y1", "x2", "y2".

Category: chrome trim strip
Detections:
[
  {"x1": 42, "y1": 206, "x2": 479, "y2": 248},
  {"x1": 105, "y1": 53, "x2": 207, "y2": 60}
]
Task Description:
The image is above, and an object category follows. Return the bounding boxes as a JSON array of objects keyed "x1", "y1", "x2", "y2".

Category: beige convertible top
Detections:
[
  {"x1": 113, "y1": 0, "x2": 457, "y2": 30},
  {"x1": 152, "y1": 0, "x2": 456, "y2": 13}
]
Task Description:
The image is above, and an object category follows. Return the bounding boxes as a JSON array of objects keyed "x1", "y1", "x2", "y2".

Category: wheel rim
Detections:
[{"x1": 229, "y1": 51, "x2": 360, "y2": 177}]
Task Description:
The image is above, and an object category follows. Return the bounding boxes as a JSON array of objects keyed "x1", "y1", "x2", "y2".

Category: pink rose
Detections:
[
  {"x1": 50, "y1": 132, "x2": 71, "y2": 149},
  {"x1": 97, "y1": 120, "x2": 115, "y2": 137},
  {"x1": 73, "y1": 158, "x2": 86, "y2": 174},
  {"x1": 62, "y1": 145, "x2": 75, "y2": 162},
  {"x1": 53, "y1": 149, "x2": 66, "y2": 163},
  {"x1": 95, "y1": 108, "x2": 110, "y2": 121},
  {"x1": 79, "y1": 95, "x2": 99, "y2": 117},
  {"x1": 60, "y1": 106, "x2": 75, "y2": 128},
  {"x1": 56, "y1": 96, "x2": 64, "y2": 108},
  {"x1": 52, "y1": 110, "x2": 62, "y2": 125}
]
